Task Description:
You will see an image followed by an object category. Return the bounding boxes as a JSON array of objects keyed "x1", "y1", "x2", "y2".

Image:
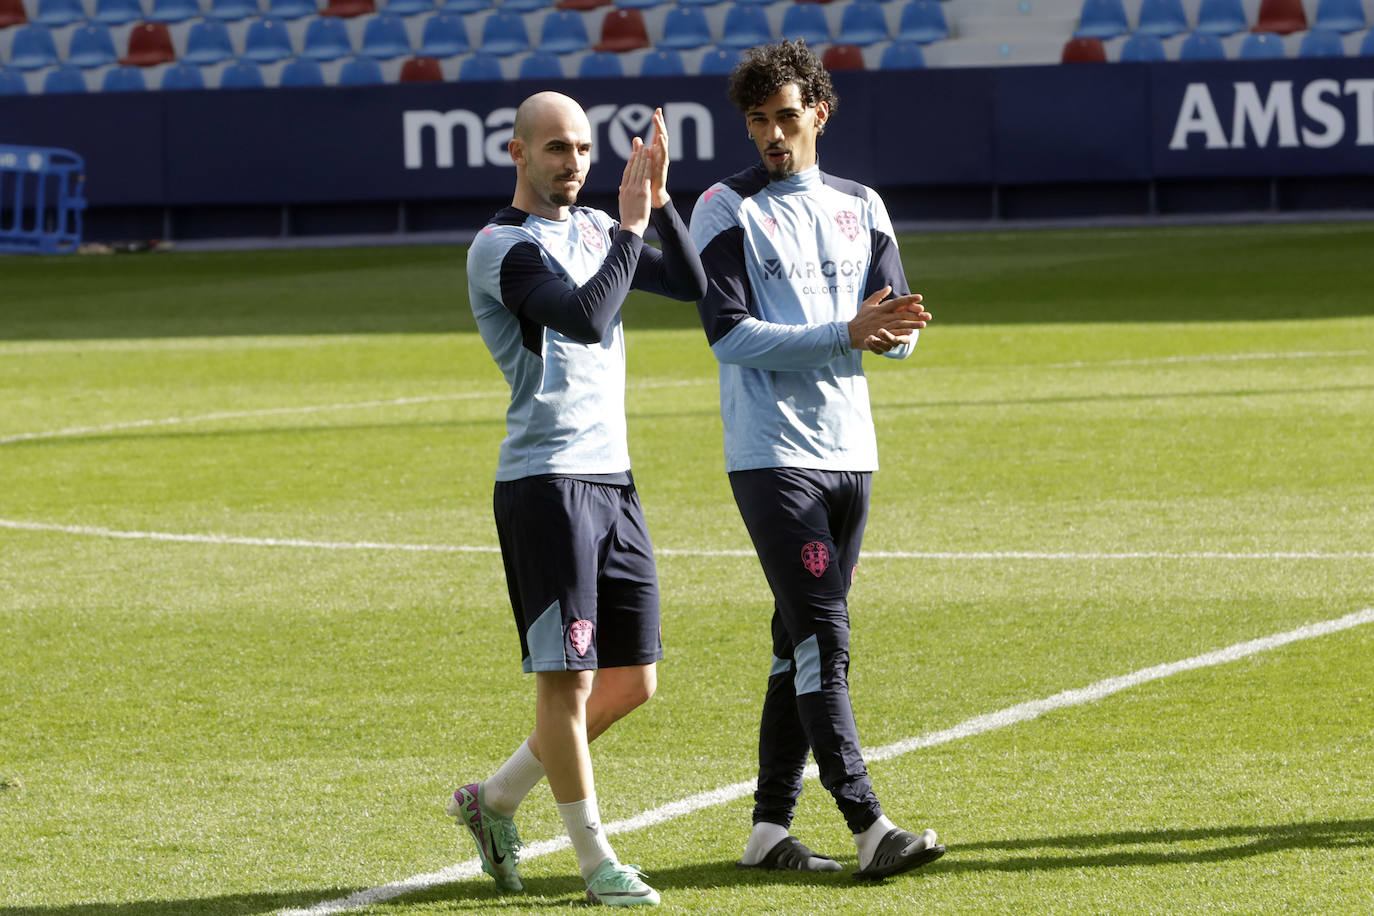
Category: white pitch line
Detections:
[
  {"x1": 1040, "y1": 349, "x2": 1366, "y2": 370},
  {"x1": 2, "y1": 519, "x2": 1371, "y2": 560},
  {"x1": 279, "y1": 605, "x2": 1374, "y2": 916}
]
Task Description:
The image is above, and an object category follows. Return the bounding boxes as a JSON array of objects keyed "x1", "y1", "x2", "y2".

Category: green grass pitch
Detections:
[{"x1": 1, "y1": 221, "x2": 1372, "y2": 915}]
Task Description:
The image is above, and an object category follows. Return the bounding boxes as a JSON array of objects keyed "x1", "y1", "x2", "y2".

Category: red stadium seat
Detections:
[
  {"x1": 1252, "y1": 0, "x2": 1307, "y2": 33},
  {"x1": 0, "y1": 0, "x2": 28, "y2": 27},
  {"x1": 821, "y1": 43, "x2": 866, "y2": 69},
  {"x1": 121, "y1": 22, "x2": 176, "y2": 66},
  {"x1": 399, "y1": 55, "x2": 443, "y2": 81},
  {"x1": 321, "y1": 0, "x2": 376, "y2": 16},
  {"x1": 1060, "y1": 36, "x2": 1107, "y2": 61},
  {"x1": 594, "y1": 8, "x2": 649, "y2": 51}
]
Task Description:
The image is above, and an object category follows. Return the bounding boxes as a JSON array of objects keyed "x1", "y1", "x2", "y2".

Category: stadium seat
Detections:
[
  {"x1": 698, "y1": 46, "x2": 739, "y2": 73},
  {"x1": 385, "y1": 0, "x2": 433, "y2": 13},
  {"x1": 182, "y1": 20, "x2": 236, "y2": 64},
  {"x1": 418, "y1": 13, "x2": 469, "y2": 55},
  {"x1": 7, "y1": 26, "x2": 60, "y2": 70},
  {"x1": 360, "y1": 14, "x2": 412, "y2": 58},
  {"x1": 122, "y1": 22, "x2": 177, "y2": 65},
  {"x1": 1135, "y1": 0, "x2": 1188, "y2": 36},
  {"x1": 1298, "y1": 28, "x2": 1346, "y2": 55},
  {"x1": 733, "y1": 0, "x2": 779, "y2": 6},
  {"x1": 100, "y1": 64, "x2": 148, "y2": 89},
  {"x1": 220, "y1": 59, "x2": 266, "y2": 86},
  {"x1": 399, "y1": 54, "x2": 444, "y2": 79},
  {"x1": 148, "y1": 0, "x2": 202, "y2": 23},
  {"x1": 678, "y1": 0, "x2": 727, "y2": 7},
  {"x1": 67, "y1": 24, "x2": 120, "y2": 69},
  {"x1": 92, "y1": 0, "x2": 144, "y2": 23},
  {"x1": 615, "y1": 0, "x2": 667, "y2": 9},
  {"x1": 517, "y1": 50, "x2": 564, "y2": 77},
  {"x1": 338, "y1": 55, "x2": 384, "y2": 81},
  {"x1": 160, "y1": 60, "x2": 206, "y2": 87},
  {"x1": 458, "y1": 51, "x2": 502, "y2": 78},
  {"x1": 301, "y1": 16, "x2": 354, "y2": 59},
  {"x1": 0, "y1": 67, "x2": 27, "y2": 93},
  {"x1": 640, "y1": 47, "x2": 686, "y2": 74},
  {"x1": 555, "y1": 0, "x2": 609, "y2": 9},
  {"x1": 504, "y1": 0, "x2": 550, "y2": 10},
  {"x1": 1238, "y1": 30, "x2": 1285, "y2": 55},
  {"x1": 821, "y1": 43, "x2": 866, "y2": 68},
  {"x1": 280, "y1": 56, "x2": 326, "y2": 83},
  {"x1": 321, "y1": 0, "x2": 375, "y2": 16},
  {"x1": 781, "y1": 2, "x2": 831, "y2": 43},
  {"x1": 267, "y1": 0, "x2": 316, "y2": 17},
  {"x1": 1177, "y1": 30, "x2": 1226, "y2": 57},
  {"x1": 438, "y1": 0, "x2": 488, "y2": 10},
  {"x1": 479, "y1": 10, "x2": 531, "y2": 55},
  {"x1": 206, "y1": 0, "x2": 260, "y2": 19},
  {"x1": 1061, "y1": 35, "x2": 1108, "y2": 60},
  {"x1": 33, "y1": 0, "x2": 85, "y2": 27},
  {"x1": 1252, "y1": 0, "x2": 1306, "y2": 32},
  {"x1": 1119, "y1": 32, "x2": 1166, "y2": 58},
  {"x1": 879, "y1": 38, "x2": 925, "y2": 67},
  {"x1": 0, "y1": 0, "x2": 26, "y2": 28},
  {"x1": 578, "y1": 49, "x2": 624, "y2": 76},
  {"x1": 1313, "y1": 0, "x2": 1365, "y2": 31},
  {"x1": 1193, "y1": 0, "x2": 1245, "y2": 33},
  {"x1": 895, "y1": 0, "x2": 948, "y2": 43},
  {"x1": 42, "y1": 65, "x2": 88, "y2": 93},
  {"x1": 536, "y1": 9, "x2": 590, "y2": 52},
  {"x1": 1362, "y1": 28, "x2": 1374, "y2": 54},
  {"x1": 717, "y1": 5, "x2": 772, "y2": 47},
  {"x1": 1074, "y1": 0, "x2": 1130, "y2": 38},
  {"x1": 595, "y1": 8, "x2": 650, "y2": 50},
  {"x1": 241, "y1": 17, "x2": 295, "y2": 61},
  {"x1": 837, "y1": 1, "x2": 890, "y2": 44},
  {"x1": 658, "y1": 6, "x2": 712, "y2": 49}
]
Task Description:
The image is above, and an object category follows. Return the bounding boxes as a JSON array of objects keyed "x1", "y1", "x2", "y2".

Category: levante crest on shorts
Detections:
[
  {"x1": 569, "y1": 619, "x2": 593, "y2": 657},
  {"x1": 801, "y1": 541, "x2": 830, "y2": 578},
  {"x1": 835, "y1": 210, "x2": 860, "y2": 243}
]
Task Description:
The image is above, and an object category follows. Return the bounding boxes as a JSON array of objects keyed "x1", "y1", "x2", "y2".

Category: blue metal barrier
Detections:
[{"x1": 0, "y1": 144, "x2": 87, "y2": 255}]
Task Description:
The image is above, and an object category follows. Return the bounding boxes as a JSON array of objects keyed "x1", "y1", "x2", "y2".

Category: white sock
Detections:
[
  {"x1": 855, "y1": 814, "x2": 898, "y2": 870},
  {"x1": 483, "y1": 739, "x2": 545, "y2": 817},
  {"x1": 740, "y1": 821, "x2": 790, "y2": 865},
  {"x1": 558, "y1": 794, "x2": 617, "y2": 881}
]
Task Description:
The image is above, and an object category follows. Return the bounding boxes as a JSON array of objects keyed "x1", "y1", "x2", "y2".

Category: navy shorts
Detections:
[{"x1": 493, "y1": 474, "x2": 663, "y2": 673}]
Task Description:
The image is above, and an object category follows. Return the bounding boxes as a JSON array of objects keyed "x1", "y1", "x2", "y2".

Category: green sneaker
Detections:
[
  {"x1": 449, "y1": 782, "x2": 524, "y2": 892},
  {"x1": 585, "y1": 859, "x2": 661, "y2": 907}
]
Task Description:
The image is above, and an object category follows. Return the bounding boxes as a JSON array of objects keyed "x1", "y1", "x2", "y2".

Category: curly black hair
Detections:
[{"x1": 726, "y1": 40, "x2": 839, "y2": 124}]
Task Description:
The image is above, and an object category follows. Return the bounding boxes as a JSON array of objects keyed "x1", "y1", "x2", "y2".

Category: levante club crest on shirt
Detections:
[
  {"x1": 801, "y1": 541, "x2": 831, "y2": 578},
  {"x1": 835, "y1": 210, "x2": 860, "y2": 243},
  {"x1": 577, "y1": 218, "x2": 605, "y2": 251}
]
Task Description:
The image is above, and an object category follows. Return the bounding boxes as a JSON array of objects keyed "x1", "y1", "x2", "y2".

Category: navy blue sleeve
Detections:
[
  {"x1": 865, "y1": 229, "x2": 910, "y2": 300},
  {"x1": 630, "y1": 200, "x2": 708, "y2": 302},
  {"x1": 498, "y1": 232, "x2": 644, "y2": 344},
  {"x1": 694, "y1": 226, "x2": 753, "y2": 347}
]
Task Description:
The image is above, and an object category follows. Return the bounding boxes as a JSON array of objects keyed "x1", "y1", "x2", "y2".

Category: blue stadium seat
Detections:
[
  {"x1": 93, "y1": 0, "x2": 145, "y2": 23},
  {"x1": 717, "y1": 5, "x2": 772, "y2": 48},
  {"x1": 732, "y1": 0, "x2": 778, "y2": 6},
  {"x1": 658, "y1": 6, "x2": 712, "y2": 49},
  {"x1": 1119, "y1": 32, "x2": 1166, "y2": 58},
  {"x1": 879, "y1": 38, "x2": 925, "y2": 68},
  {"x1": 266, "y1": 0, "x2": 315, "y2": 16},
  {"x1": 67, "y1": 24, "x2": 120, "y2": 69},
  {"x1": 1313, "y1": 0, "x2": 1365, "y2": 31},
  {"x1": 780, "y1": 2, "x2": 831, "y2": 44},
  {"x1": 1135, "y1": 0, "x2": 1188, "y2": 36},
  {"x1": 1074, "y1": 0, "x2": 1130, "y2": 38},
  {"x1": 302, "y1": 16, "x2": 354, "y2": 59},
  {"x1": 1177, "y1": 30, "x2": 1226, "y2": 58},
  {"x1": 697, "y1": 46, "x2": 739, "y2": 73},
  {"x1": 8, "y1": 26, "x2": 60, "y2": 71},
  {"x1": 895, "y1": 0, "x2": 948, "y2": 43},
  {"x1": 517, "y1": 50, "x2": 563, "y2": 77},
  {"x1": 536, "y1": 9, "x2": 589, "y2": 52},
  {"x1": 577, "y1": 49, "x2": 624, "y2": 76},
  {"x1": 616, "y1": 0, "x2": 668, "y2": 8},
  {"x1": 1194, "y1": 0, "x2": 1246, "y2": 34},
  {"x1": 479, "y1": 10, "x2": 531, "y2": 55},
  {"x1": 207, "y1": 0, "x2": 260, "y2": 19},
  {"x1": 1238, "y1": 31, "x2": 1285, "y2": 56},
  {"x1": 418, "y1": 13, "x2": 469, "y2": 55},
  {"x1": 640, "y1": 47, "x2": 685, "y2": 75},
  {"x1": 437, "y1": 0, "x2": 487, "y2": 10},
  {"x1": 242, "y1": 17, "x2": 295, "y2": 61},
  {"x1": 42, "y1": 65, "x2": 87, "y2": 93},
  {"x1": 679, "y1": 0, "x2": 726, "y2": 7},
  {"x1": 161, "y1": 61, "x2": 207, "y2": 88},
  {"x1": 34, "y1": 0, "x2": 85, "y2": 26},
  {"x1": 503, "y1": 0, "x2": 548, "y2": 11},
  {"x1": 183, "y1": 20, "x2": 237, "y2": 64},
  {"x1": 220, "y1": 59, "x2": 266, "y2": 86},
  {"x1": 1298, "y1": 28, "x2": 1346, "y2": 55},
  {"x1": 101, "y1": 65, "x2": 148, "y2": 90},
  {"x1": 0, "y1": 67, "x2": 27, "y2": 94},
  {"x1": 279, "y1": 56, "x2": 326, "y2": 84},
  {"x1": 385, "y1": 0, "x2": 433, "y2": 14},
  {"x1": 457, "y1": 52, "x2": 502, "y2": 79},
  {"x1": 338, "y1": 55, "x2": 384, "y2": 82},
  {"x1": 360, "y1": 14, "x2": 412, "y2": 58},
  {"x1": 1363, "y1": 28, "x2": 1374, "y2": 54},
  {"x1": 837, "y1": 1, "x2": 891, "y2": 45},
  {"x1": 148, "y1": 0, "x2": 202, "y2": 23}
]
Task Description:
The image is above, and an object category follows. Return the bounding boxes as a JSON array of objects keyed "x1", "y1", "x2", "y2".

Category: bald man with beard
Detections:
[{"x1": 451, "y1": 92, "x2": 705, "y2": 907}]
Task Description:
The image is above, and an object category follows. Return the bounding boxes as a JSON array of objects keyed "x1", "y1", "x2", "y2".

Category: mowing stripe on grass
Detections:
[
  {"x1": 2, "y1": 518, "x2": 1371, "y2": 560},
  {"x1": 278, "y1": 605, "x2": 1374, "y2": 916}
]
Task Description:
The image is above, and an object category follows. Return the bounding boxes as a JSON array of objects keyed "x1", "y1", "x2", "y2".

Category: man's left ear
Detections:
[{"x1": 814, "y1": 101, "x2": 830, "y2": 135}]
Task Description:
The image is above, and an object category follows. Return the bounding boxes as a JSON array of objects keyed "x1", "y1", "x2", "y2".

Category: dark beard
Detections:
[{"x1": 550, "y1": 189, "x2": 577, "y2": 207}]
